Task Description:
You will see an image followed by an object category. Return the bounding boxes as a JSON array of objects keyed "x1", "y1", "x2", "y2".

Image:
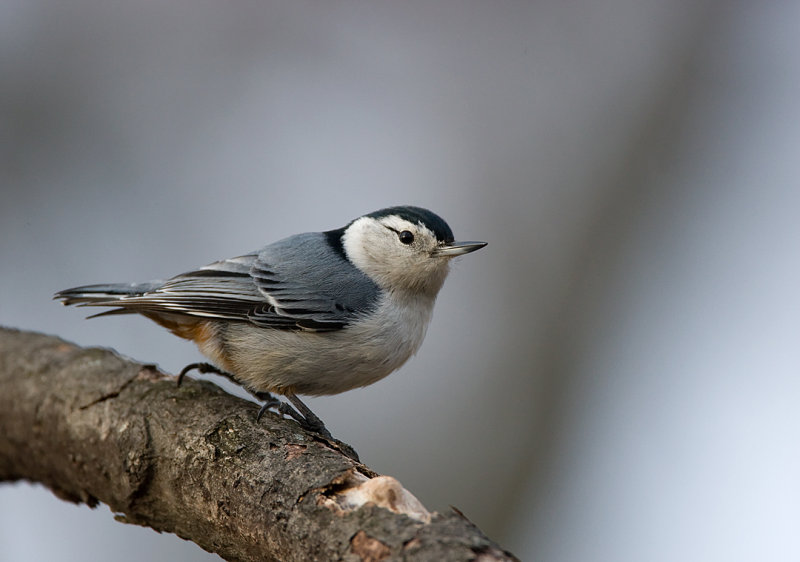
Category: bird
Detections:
[{"x1": 55, "y1": 205, "x2": 486, "y2": 439}]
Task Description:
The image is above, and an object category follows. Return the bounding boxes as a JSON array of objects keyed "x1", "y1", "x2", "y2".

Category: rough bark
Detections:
[{"x1": 0, "y1": 327, "x2": 517, "y2": 561}]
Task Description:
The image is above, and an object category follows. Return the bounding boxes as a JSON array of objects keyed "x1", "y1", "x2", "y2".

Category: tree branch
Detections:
[{"x1": 0, "y1": 327, "x2": 517, "y2": 561}]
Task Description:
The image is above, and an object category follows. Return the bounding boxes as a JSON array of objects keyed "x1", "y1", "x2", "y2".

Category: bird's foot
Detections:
[
  {"x1": 254, "y1": 391, "x2": 359, "y2": 461},
  {"x1": 253, "y1": 391, "x2": 332, "y2": 438},
  {"x1": 254, "y1": 391, "x2": 283, "y2": 421},
  {"x1": 177, "y1": 367, "x2": 359, "y2": 461},
  {"x1": 177, "y1": 362, "x2": 225, "y2": 386},
  {"x1": 177, "y1": 362, "x2": 246, "y2": 390}
]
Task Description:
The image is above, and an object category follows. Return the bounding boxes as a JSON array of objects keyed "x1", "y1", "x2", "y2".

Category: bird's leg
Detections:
[
  {"x1": 255, "y1": 389, "x2": 333, "y2": 439},
  {"x1": 176, "y1": 362, "x2": 236, "y2": 386},
  {"x1": 284, "y1": 392, "x2": 333, "y2": 439},
  {"x1": 254, "y1": 391, "x2": 288, "y2": 421},
  {"x1": 176, "y1": 363, "x2": 351, "y2": 456},
  {"x1": 179, "y1": 363, "x2": 284, "y2": 417},
  {"x1": 252, "y1": 388, "x2": 332, "y2": 439},
  {"x1": 258, "y1": 391, "x2": 358, "y2": 460}
]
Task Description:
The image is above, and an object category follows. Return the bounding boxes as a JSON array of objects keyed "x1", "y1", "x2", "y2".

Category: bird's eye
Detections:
[{"x1": 398, "y1": 230, "x2": 415, "y2": 245}]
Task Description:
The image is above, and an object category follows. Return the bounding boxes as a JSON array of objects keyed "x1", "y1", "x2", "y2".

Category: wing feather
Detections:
[
  {"x1": 74, "y1": 233, "x2": 381, "y2": 331},
  {"x1": 250, "y1": 232, "x2": 380, "y2": 329}
]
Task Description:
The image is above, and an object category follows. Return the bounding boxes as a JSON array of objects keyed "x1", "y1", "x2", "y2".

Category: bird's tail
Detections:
[{"x1": 54, "y1": 282, "x2": 163, "y2": 317}]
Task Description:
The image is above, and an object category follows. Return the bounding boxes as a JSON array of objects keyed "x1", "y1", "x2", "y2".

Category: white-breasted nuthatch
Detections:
[{"x1": 55, "y1": 206, "x2": 486, "y2": 438}]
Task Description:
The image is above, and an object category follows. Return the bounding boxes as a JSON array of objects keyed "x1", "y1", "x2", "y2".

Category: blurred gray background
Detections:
[{"x1": 2, "y1": 1, "x2": 800, "y2": 560}]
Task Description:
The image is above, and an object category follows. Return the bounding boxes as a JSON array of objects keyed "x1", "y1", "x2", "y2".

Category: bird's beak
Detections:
[{"x1": 431, "y1": 240, "x2": 487, "y2": 257}]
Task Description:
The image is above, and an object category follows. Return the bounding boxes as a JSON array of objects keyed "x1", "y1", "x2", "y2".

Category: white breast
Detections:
[{"x1": 219, "y1": 292, "x2": 437, "y2": 396}]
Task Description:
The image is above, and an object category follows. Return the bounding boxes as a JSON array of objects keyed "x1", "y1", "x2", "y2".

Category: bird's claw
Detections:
[
  {"x1": 255, "y1": 395, "x2": 333, "y2": 440},
  {"x1": 177, "y1": 364, "x2": 354, "y2": 459},
  {"x1": 177, "y1": 362, "x2": 227, "y2": 386}
]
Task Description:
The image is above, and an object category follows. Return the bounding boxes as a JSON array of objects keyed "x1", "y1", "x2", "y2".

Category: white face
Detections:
[{"x1": 342, "y1": 215, "x2": 453, "y2": 297}]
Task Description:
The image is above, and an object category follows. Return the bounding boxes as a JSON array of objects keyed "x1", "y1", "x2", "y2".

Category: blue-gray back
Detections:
[{"x1": 248, "y1": 232, "x2": 380, "y2": 329}]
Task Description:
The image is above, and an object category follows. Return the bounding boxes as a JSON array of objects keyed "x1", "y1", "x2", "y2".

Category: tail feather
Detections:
[
  {"x1": 54, "y1": 282, "x2": 163, "y2": 306},
  {"x1": 86, "y1": 307, "x2": 138, "y2": 318}
]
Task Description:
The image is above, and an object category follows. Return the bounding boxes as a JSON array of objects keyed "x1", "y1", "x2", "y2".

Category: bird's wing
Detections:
[
  {"x1": 76, "y1": 233, "x2": 380, "y2": 331},
  {"x1": 83, "y1": 254, "x2": 299, "y2": 326},
  {"x1": 249, "y1": 231, "x2": 381, "y2": 330}
]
